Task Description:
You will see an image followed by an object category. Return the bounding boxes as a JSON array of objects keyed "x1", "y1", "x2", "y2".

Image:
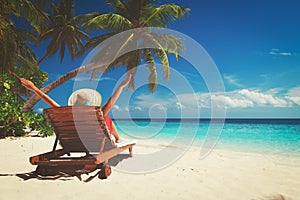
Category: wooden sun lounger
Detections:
[{"x1": 30, "y1": 106, "x2": 135, "y2": 179}]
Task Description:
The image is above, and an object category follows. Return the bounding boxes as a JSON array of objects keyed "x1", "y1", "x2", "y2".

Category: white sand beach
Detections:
[{"x1": 0, "y1": 136, "x2": 299, "y2": 200}]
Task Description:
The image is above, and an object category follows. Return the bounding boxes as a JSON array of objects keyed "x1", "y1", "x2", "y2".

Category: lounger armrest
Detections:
[{"x1": 115, "y1": 140, "x2": 136, "y2": 148}]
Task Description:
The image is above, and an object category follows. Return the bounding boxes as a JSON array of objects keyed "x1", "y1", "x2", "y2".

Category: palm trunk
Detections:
[{"x1": 22, "y1": 62, "x2": 105, "y2": 111}]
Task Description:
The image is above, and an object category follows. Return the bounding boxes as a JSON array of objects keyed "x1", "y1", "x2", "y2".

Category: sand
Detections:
[{"x1": 0, "y1": 136, "x2": 299, "y2": 200}]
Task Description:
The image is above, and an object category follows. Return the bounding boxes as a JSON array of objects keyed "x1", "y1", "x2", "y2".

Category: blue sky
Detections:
[{"x1": 34, "y1": 0, "x2": 300, "y2": 118}]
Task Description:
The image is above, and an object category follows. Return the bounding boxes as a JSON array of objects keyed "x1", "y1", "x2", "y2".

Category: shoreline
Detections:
[{"x1": 0, "y1": 136, "x2": 299, "y2": 200}]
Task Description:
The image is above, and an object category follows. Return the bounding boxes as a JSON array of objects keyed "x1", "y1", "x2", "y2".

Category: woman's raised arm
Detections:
[
  {"x1": 20, "y1": 78, "x2": 60, "y2": 108},
  {"x1": 102, "y1": 74, "x2": 132, "y2": 116}
]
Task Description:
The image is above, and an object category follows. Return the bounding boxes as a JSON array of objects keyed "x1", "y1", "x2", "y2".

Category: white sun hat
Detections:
[{"x1": 68, "y1": 88, "x2": 102, "y2": 106}]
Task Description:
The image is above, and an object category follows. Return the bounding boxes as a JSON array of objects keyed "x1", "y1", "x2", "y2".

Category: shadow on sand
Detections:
[{"x1": 0, "y1": 154, "x2": 131, "y2": 182}]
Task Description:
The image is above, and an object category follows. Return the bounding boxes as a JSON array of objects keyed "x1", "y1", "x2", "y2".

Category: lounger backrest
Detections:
[{"x1": 43, "y1": 106, "x2": 115, "y2": 153}]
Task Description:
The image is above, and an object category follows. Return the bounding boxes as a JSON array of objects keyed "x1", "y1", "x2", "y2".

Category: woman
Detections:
[
  {"x1": 20, "y1": 74, "x2": 132, "y2": 143},
  {"x1": 72, "y1": 75, "x2": 132, "y2": 142}
]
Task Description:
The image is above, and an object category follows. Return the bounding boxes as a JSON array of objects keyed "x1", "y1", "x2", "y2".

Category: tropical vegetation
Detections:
[
  {"x1": 0, "y1": 68, "x2": 53, "y2": 137},
  {"x1": 0, "y1": 0, "x2": 190, "y2": 137}
]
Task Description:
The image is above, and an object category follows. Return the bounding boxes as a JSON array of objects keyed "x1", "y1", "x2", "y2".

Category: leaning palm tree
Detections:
[
  {"x1": 81, "y1": 0, "x2": 189, "y2": 91},
  {"x1": 22, "y1": 0, "x2": 189, "y2": 111},
  {"x1": 0, "y1": 0, "x2": 47, "y2": 73}
]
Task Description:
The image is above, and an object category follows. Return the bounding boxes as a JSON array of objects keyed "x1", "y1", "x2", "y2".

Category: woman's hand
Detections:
[
  {"x1": 20, "y1": 78, "x2": 36, "y2": 91},
  {"x1": 119, "y1": 74, "x2": 132, "y2": 89}
]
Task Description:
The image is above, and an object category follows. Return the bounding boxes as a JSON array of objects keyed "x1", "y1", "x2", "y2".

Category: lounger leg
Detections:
[{"x1": 129, "y1": 147, "x2": 133, "y2": 157}]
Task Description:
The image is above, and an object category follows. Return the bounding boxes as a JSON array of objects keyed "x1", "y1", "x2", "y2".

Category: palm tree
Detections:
[
  {"x1": 0, "y1": 0, "x2": 47, "y2": 73},
  {"x1": 36, "y1": 0, "x2": 90, "y2": 64},
  {"x1": 81, "y1": 0, "x2": 189, "y2": 91},
  {"x1": 22, "y1": 0, "x2": 189, "y2": 111},
  {"x1": 21, "y1": 0, "x2": 97, "y2": 111}
]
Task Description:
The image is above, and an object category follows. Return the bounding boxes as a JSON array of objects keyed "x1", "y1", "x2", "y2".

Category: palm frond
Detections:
[
  {"x1": 75, "y1": 28, "x2": 90, "y2": 41},
  {"x1": 57, "y1": 0, "x2": 74, "y2": 20},
  {"x1": 16, "y1": 52, "x2": 37, "y2": 70},
  {"x1": 0, "y1": 17, "x2": 5, "y2": 41},
  {"x1": 83, "y1": 13, "x2": 134, "y2": 32},
  {"x1": 36, "y1": 28, "x2": 57, "y2": 44},
  {"x1": 154, "y1": 48, "x2": 170, "y2": 80},
  {"x1": 12, "y1": 0, "x2": 48, "y2": 32},
  {"x1": 141, "y1": 4, "x2": 190, "y2": 27},
  {"x1": 33, "y1": 0, "x2": 52, "y2": 12},
  {"x1": 142, "y1": 48, "x2": 158, "y2": 92},
  {"x1": 90, "y1": 31, "x2": 135, "y2": 66},
  {"x1": 148, "y1": 32, "x2": 184, "y2": 58},
  {"x1": 140, "y1": 6, "x2": 166, "y2": 27},
  {"x1": 15, "y1": 28, "x2": 37, "y2": 44},
  {"x1": 125, "y1": 50, "x2": 140, "y2": 90},
  {"x1": 50, "y1": 2, "x2": 59, "y2": 16},
  {"x1": 144, "y1": 34, "x2": 170, "y2": 80},
  {"x1": 59, "y1": 42, "x2": 66, "y2": 63},
  {"x1": 105, "y1": 0, "x2": 130, "y2": 18},
  {"x1": 76, "y1": 32, "x2": 117, "y2": 56},
  {"x1": 0, "y1": 21, "x2": 38, "y2": 73},
  {"x1": 66, "y1": 39, "x2": 76, "y2": 60},
  {"x1": 72, "y1": 12, "x2": 100, "y2": 25},
  {"x1": 42, "y1": 31, "x2": 62, "y2": 60},
  {"x1": 126, "y1": 0, "x2": 144, "y2": 21}
]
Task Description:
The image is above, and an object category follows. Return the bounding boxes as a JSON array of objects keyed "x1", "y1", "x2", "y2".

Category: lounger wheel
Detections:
[
  {"x1": 98, "y1": 164, "x2": 111, "y2": 179},
  {"x1": 36, "y1": 166, "x2": 49, "y2": 176}
]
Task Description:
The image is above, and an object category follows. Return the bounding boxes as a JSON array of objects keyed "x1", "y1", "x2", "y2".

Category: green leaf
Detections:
[
  {"x1": 141, "y1": 4, "x2": 190, "y2": 27},
  {"x1": 4, "y1": 82, "x2": 10, "y2": 89},
  {"x1": 83, "y1": 13, "x2": 134, "y2": 32}
]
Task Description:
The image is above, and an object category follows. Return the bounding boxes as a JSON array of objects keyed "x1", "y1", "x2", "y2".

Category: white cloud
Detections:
[
  {"x1": 134, "y1": 106, "x2": 142, "y2": 111},
  {"x1": 288, "y1": 97, "x2": 300, "y2": 105},
  {"x1": 279, "y1": 52, "x2": 292, "y2": 56},
  {"x1": 177, "y1": 93, "x2": 199, "y2": 106},
  {"x1": 154, "y1": 105, "x2": 167, "y2": 111},
  {"x1": 269, "y1": 48, "x2": 293, "y2": 56},
  {"x1": 287, "y1": 87, "x2": 300, "y2": 97},
  {"x1": 265, "y1": 88, "x2": 283, "y2": 95},
  {"x1": 212, "y1": 94, "x2": 254, "y2": 108},
  {"x1": 129, "y1": 87, "x2": 300, "y2": 111},
  {"x1": 269, "y1": 48, "x2": 279, "y2": 55},
  {"x1": 124, "y1": 106, "x2": 129, "y2": 112},
  {"x1": 238, "y1": 89, "x2": 290, "y2": 107},
  {"x1": 71, "y1": 76, "x2": 115, "y2": 82},
  {"x1": 113, "y1": 105, "x2": 142, "y2": 112},
  {"x1": 223, "y1": 74, "x2": 243, "y2": 87},
  {"x1": 176, "y1": 102, "x2": 185, "y2": 109},
  {"x1": 135, "y1": 94, "x2": 174, "y2": 108},
  {"x1": 286, "y1": 87, "x2": 300, "y2": 105},
  {"x1": 113, "y1": 105, "x2": 120, "y2": 111},
  {"x1": 37, "y1": 108, "x2": 44, "y2": 113},
  {"x1": 179, "y1": 89, "x2": 296, "y2": 109}
]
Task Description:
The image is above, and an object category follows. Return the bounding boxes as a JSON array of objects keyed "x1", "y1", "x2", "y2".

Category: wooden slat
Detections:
[
  {"x1": 58, "y1": 133, "x2": 105, "y2": 139},
  {"x1": 37, "y1": 158, "x2": 97, "y2": 165},
  {"x1": 44, "y1": 106, "x2": 103, "y2": 114},
  {"x1": 49, "y1": 115, "x2": 101, "y2": 123},
  {"x1": 42, "y1": 106, "x2": 113, "y2": 154},
  {"x1": 55, "y1": 125, "x2": 104, "y2": 131},
  {"x1": 51, "y1": 121, "x2": 103, "y2": 127},
  {"x1": 44, "y1": 106, "x2": 104, "y2": 122},
  {"x1": 55, "y1": 129, "x2": 109, "y2": 137}
]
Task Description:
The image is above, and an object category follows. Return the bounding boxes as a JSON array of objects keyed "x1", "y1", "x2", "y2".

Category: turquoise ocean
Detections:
[{"x1": 114, "y1": 119, "x2": 300, "y2": 157}]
